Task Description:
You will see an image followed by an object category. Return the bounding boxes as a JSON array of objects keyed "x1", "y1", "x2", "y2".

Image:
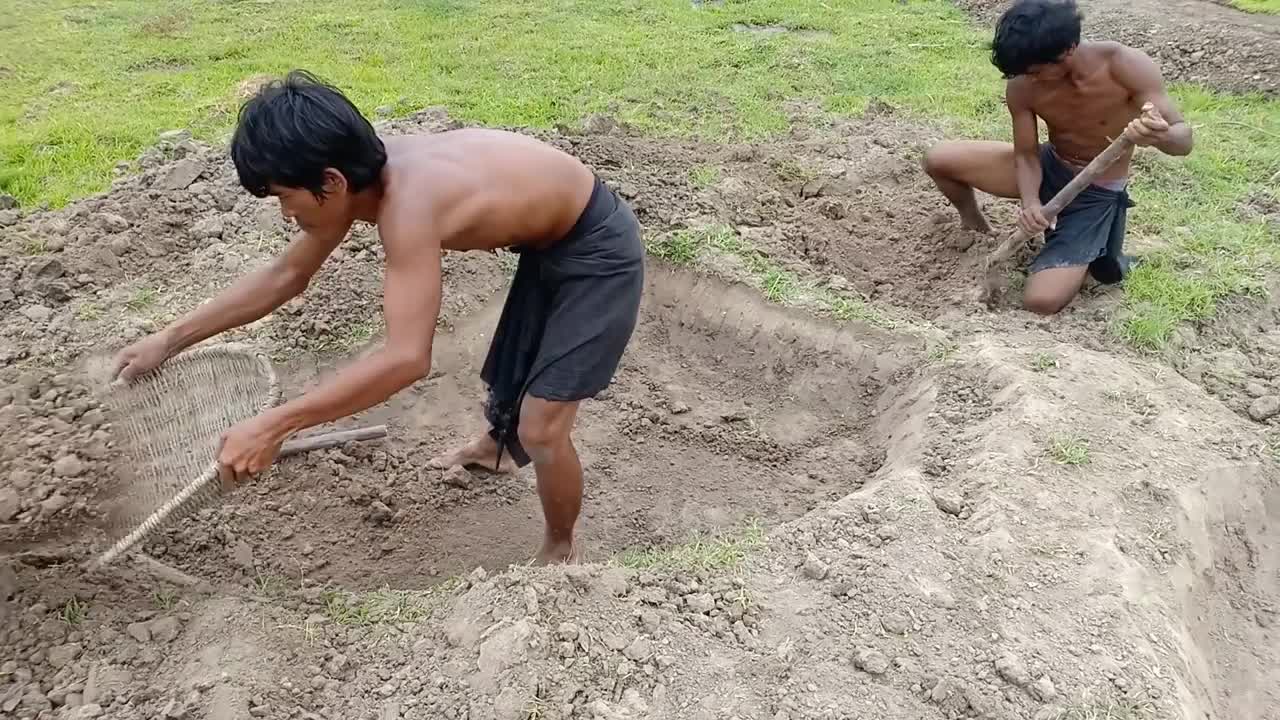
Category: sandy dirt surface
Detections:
[{"x1": 2, "y1": 8, "x2": 1279, "y2": 720}]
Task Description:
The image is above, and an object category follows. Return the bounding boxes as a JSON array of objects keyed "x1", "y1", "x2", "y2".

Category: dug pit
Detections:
[{"x1": 138, "y1": 266, "x2": 923, "y2": 590}]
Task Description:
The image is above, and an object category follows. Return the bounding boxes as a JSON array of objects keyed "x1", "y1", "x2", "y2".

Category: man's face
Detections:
[
  {"x1": 1024, "y1": 48, "x2": 1074, "y2": 82},
  {"x1": 269, "y1": 171, "x2": 349, "y2": 232}
]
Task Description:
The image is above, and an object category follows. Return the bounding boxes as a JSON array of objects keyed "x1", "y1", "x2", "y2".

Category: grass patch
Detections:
[
  {"x1": 320, "y1": 586, "x2": 450, "y2": 626},
  {"x1": 689, "y1": 164, "x2": 722, "y2": 189},
  {"x1": 1230, "y1": 0, "x2": 1280, "y2": 14},
  {"x1": 1031, "y1": 352, "x2": 1059, "y2": 372},
  {"x1": 152, "y1": 588, "x2": 178, "y2": 611},
  {"x1": 1054, "y1": 695, "x2": 1155, "y2": 720},
  {"x1": 647, "y1": 228, "x2": 706, "y2": 267},
  {"x1": 59, "y1": 597, "x2": 87, "y2": 626},
  {"x1": 650, "y1": 224, "x2": 898, "y2": 328},
  {"x1": 611, "y1": 519, "x2": 765, "y2": 573},
  {"x1": 1049, "y1": 434, "x2": 1091, "y2": 466},
  {"x1": 251, "y1": 573, "x2": 287, "y2": 598},
  {"x1": 125, "y1": 287, "x2": 158, "y2": 312},
  {"x1": 927, "y1": 339, "x2": 959, "y2": 363},
  {"x1": 21, "y1": 237, "x2": 49, "y2": 255}
]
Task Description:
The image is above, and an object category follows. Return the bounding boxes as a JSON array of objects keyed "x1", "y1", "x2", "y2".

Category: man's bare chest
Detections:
[{"x1": 1031, "y1": 83, "x2": 1139, "y2": 140}]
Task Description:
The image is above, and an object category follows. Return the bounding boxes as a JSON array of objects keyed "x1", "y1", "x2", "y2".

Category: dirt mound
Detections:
[
  {"x1": 953, "y1": 0, "x2": 1280, "y2": 97},
  {"x1": 4, "y1": 329, "x2": 1275, "y2": 720}
]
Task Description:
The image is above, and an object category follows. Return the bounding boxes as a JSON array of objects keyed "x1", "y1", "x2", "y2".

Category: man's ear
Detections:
[{"x1": 321, "y1": 168, "x2": 349, "y2": 196}]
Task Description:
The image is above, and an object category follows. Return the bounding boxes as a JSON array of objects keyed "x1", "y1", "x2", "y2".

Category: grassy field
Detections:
[
  {"x1": 1232, "y1": 0, "x2": 1280, "y2": 14},
  {"x1": 1, "y1": 0, "x2": 1277, "y2": 351}
]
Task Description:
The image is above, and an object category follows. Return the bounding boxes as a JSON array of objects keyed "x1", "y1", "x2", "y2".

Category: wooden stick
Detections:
[
  {"x1": 980, "y1": 102, "x2": 1160, "y2": 302},
  {"x1": 128, "y1": 552, "x2": 205, "y2": 588},
  {"x1": 279, "y1": 424, "x2": 388, "y2": 457}
]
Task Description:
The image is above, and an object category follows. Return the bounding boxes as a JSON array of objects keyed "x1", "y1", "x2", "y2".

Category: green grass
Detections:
[
  {"x1": 321, "y1": 587, "x2": 435, "y2": 626},
  {"x1": 612, "y1": 519, "x2": 765, "y2": 573},
  {"x1": 650, "y1": 224, "x2": 898, "y2": 327},
  {"x1": 1054, "y1": 695, "x2": 1155, "y2": 720},
  {"x1": 152, "y1": 589, "x2": 178, "y2": 611},
  {"x1": 1049, "y1": 434, "x2": 1092, "y2": 466},
  {"x1": 2, "y1": 0, "x2": 1276, "y2": 350},
  {"x1": 1031, "y1": 352, "x2": 1059, "y2": 372},
  {"x1": 1231, "y1": 0, "x2": 1280, "y2": 14},
  {"x1": 689, "y1": 164, "x2": 722, "y2": 189},
  {"x1": 1, "y1": 0, "x2": 1004, "y2": 207},
  {"x1": 59, "y1": 597, "x2": 87, "y2": 626}
]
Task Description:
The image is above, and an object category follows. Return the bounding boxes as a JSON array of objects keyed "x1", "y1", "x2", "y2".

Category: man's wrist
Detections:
[{"x1": 266, "y1": 403, "x2": 309, "y2": 438}]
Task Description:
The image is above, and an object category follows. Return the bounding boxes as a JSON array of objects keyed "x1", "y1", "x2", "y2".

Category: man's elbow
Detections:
[{"x1": 388, "y1": 348, "x2": 432, "y2": 384}]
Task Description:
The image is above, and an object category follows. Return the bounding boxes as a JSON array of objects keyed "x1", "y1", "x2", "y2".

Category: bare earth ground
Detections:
[{"x1": 2, "y1": 4, "x2": 1279, "y2": 720}]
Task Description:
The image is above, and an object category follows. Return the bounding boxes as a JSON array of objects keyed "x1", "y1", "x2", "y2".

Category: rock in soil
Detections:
[
  {"x1": 801, "y1": 552, "x2": 830, "y2": 580},
  {"x1": 1248, "y1": 395, "x2": 1280, "y2": 422}
]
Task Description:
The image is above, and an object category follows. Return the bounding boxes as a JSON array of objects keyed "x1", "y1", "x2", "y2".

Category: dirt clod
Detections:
[
  {"x1": 932, "y1": 489, "x2": 964, "y2": 516},
  {"x1": 1248, "y1": 395, "x2": 1280, "y2": 422},
  {"x1": 801, "y1": 552, "x2": 830, "y2": 580},
  {"x1": 853, "y1": 647, "x2": 891, "y2": 675},
  {"x1": 442, "y1": 466, "x2": 474, "y2": 490},
  {"x1": 995, "y1": 652, "x2": 1031, "y2": 687},
  {"x1": 148, "y1": 616, "x2": 180, "y2": 643}
]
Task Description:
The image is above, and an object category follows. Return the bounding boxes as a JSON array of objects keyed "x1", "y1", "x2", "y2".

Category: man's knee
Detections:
[
  {"x1": 517, "y1": 400, "x2": 576, "y2": 461},
  {"x1": 921, "y1": 143, "x2": 957, "y2": 180},
  {"x1": 1023, "y1": 290, "x2": 1070, "y2": 316}
]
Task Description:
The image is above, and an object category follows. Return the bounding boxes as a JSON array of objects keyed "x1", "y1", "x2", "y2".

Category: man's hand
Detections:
[
  {"x1": 1124, "y1": 103, "x2": 1170, "y2": 148},
  {"x1": 216, "y1": 410, "x2": 293, "y2": 490},
  {"x1": 112, "y1": 332, "x2": 174, "y2": 383},
  {"x1": 1017, "y1": 202, "x2": 1055, "y2": 237}
]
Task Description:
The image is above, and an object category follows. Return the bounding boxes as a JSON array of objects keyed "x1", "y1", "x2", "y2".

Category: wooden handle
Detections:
[
  {"x1": 981, "y1": 102, "x2": 1158, "y2": 286},
  {"x1": 279, "y1": 424, "x2": 388, "y2": 457}
]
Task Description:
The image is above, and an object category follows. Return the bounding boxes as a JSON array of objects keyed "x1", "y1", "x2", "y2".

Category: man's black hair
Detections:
[
  {"x1": 990, "y1": 0, "x2": 1083, "y2": 79},
  {"x1": 231, "y1": 69, "x2": 387, "y2": 199}
]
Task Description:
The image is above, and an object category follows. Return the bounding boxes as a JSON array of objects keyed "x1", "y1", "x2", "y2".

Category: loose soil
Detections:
[{"x1": 2, "y1": 24, "x2": 1279, "y2": 720}]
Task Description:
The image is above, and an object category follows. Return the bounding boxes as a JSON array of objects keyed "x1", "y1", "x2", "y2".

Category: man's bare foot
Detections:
[
  {"x1": 534, "y1": 538, "x2": 581, "y2": 565},
  {"x1": 427, "y1": 433, "x2": 517, "y2": 473}
]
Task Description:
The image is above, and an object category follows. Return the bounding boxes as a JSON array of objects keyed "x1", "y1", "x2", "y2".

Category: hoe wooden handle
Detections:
[
  {"x1": 980, "y1": 102, "x2": 1161, "y2": 296},
  {"x1": 279, "y1": 424, "x2": 388, "y2": 457}
]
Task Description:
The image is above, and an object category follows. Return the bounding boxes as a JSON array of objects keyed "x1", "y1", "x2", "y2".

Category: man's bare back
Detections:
[{"x1": 378, "y1": 130, "x2": 596, "y2": 253}]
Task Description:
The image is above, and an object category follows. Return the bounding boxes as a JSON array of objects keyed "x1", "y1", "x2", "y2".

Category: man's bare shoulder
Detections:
[
  {"x1": 1098, "y1": 42, "x2": 1163, "y2": 84},
  {"x1": 1005, "y1": 76, "x2": 1033, "y2": 108}
]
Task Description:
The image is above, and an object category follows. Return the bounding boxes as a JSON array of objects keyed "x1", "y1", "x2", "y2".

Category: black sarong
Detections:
[
  {"x1": 481, "y1": 176, "x2": 644, "y2": 468},
  {"x1": 1029, "y1": 144, "x2": 1137, "y2": 284}
]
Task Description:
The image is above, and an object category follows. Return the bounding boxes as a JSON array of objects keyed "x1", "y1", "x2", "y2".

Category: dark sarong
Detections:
[
  {"x1": 481, "y1": 176, "x2": 644, "y2": 468},
  {"x1": 1029, "y1": 144, "x2": 1137, "y2": 284}
]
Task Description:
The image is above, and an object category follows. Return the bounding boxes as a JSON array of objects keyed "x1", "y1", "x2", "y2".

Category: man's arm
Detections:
[
  {"x1": 1007, "y1": 81, "x2": 1052, "y2": 235},
  {"x1": 1116, "y1": 49, "x2": 1193, "y2": 157},
  {"x1": 265, "y1": 210, "x2": 442, "y2": 436},
  {"x1": 1008, "y1": 82, "x2": 1043, "y2": 210},
  {"x1": 161, "y1": 224, "x2": 350, "y2": 355}
]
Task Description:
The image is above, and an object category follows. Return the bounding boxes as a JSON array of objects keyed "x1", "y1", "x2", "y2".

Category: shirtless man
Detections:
[
  {"x1": 111, "y1": 70, "x2": 645, "y2": 564},
  {"x1": 923, "y1": 0, "x2": 1193, "y2": 315}
]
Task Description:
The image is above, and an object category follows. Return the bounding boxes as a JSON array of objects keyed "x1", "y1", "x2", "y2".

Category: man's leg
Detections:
[
  {"x1": 516, "y1": 396, "x2": 583, "y2": 564},
  {"x1": 921, "y1": 140, "x2": 1020, "y2": 234},
  {"x1": 1023, "y1": 265, "x2": 1089, "y2": 315},
  {"x1": 427, "y1": 432, "x2": 517, "y2": 473}
]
